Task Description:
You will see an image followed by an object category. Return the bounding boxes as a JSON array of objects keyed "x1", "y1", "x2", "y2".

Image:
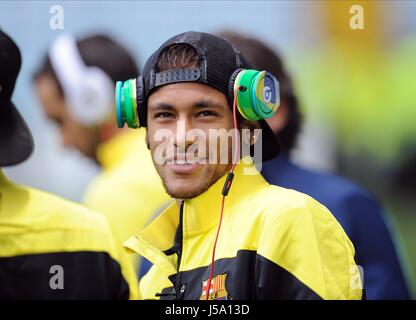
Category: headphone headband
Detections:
[
  {"x1": 49, "y1": 34, "x2": 114, "y2": 126},
  {"x1": 115, "y1": 68, "x2": 280, "y2": 129},
  {"x1": 49, "y1": 35, "x2": 85, "y2": 90}
]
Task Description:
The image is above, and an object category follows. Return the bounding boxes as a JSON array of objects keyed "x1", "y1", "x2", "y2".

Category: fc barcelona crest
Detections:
[{"x1": 200, "y1": 274, "x2": 228, "y2": 300}]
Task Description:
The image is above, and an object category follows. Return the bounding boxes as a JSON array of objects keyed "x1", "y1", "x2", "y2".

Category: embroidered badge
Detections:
[{"x1": 200, "y1": 274, "x2": 228, "y2": 300}]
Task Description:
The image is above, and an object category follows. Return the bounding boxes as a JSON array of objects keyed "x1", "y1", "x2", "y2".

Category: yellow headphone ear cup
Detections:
[
  {"x1": 233, "y1": 69, "x2": 280, "y2": 120},
  {"x1": 253, "y1": 71, "x2": 280, "y2": 117}
]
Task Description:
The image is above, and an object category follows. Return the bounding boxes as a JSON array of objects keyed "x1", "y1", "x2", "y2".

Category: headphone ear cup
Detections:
[
  {"x1": 232, "y1": 69, "x2": 262, "y2": 120},
  {"x1": 231, "y1": 69, "x2": 280, "y2": 121},
  {"x1": 115, "y1": 78, "x2": 139, "y2": 128},
  {"x1": 136, "y1": 76, "x2": 147, "y2": 127},
  {"x1": 115, "y1": 81, "x2": 124, "y2": 128},
  {"x1": 251, "y1": 71, "x2": 280, "y2": 118}
]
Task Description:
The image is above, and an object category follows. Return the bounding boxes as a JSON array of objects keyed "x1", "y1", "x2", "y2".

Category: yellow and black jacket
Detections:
[
  {"x1": 0, "y1": 170, "x2": 138, "y2": 299},
  {"x1": 84, "y1": 129, "x2": 172, "y2": 271},
  {"x1": 125, "y1": 157, "x2": 363, "y2": 300}
]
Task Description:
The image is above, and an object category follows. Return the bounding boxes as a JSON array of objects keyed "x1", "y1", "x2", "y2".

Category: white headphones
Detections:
[{"x1": 49, "y1": 34, "x2": 114, "y2": 126}]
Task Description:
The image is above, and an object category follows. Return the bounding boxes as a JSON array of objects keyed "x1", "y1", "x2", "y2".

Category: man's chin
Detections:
[
  {"x1": 163, "y1": 179, "x2": 210, "y2": 199},
  {"x1": 166, "y1": 189, "x2": 200, "y2": 199},
  {"x1": 158, "y1": 164, "x2": 226, "y2": 199}
]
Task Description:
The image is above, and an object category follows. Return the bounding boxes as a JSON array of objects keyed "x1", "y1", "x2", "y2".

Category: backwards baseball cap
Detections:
[
  {"x1": 0, "y1": 30, "x2": 34, "y2": 166},
  {"x1": 141, "y1": 31, "x2": 280, "y2": 162}
]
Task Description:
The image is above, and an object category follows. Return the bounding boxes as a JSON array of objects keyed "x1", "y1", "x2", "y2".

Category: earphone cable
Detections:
[{"x1": 204, "y1": 86, "x2": 240, "y2": 300}]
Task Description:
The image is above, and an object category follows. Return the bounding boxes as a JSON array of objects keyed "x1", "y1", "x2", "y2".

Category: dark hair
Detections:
[
  {"x1": 33, "y1": 34, "x2": 139, "y2": 97},
  {"x1": 157, "y1": 43, "x2": 200, "y2": 71},
  {"x1": 156, "y1": 43, "x2": 248, "y2": 126},
  {"x1": 217, "y1": 31, "x2": 303, "y2": 153}
]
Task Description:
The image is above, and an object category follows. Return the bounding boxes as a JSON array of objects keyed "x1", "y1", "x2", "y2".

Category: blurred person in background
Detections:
[
  {"x1": 0, "y1": 29, "x2": 138, "y2": 299},
  {"x1": 33, "y1": 33, "x2": 172, "y2": 276},
  {"x1": 219, "y1": 31, "x2": 411, "y2": 300}
]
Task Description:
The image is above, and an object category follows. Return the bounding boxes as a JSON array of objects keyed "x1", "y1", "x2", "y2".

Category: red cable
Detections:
[
  {"x1": 205, "y1": 195, "x2": 226, "y2": 300},
  {"x1": 230, "y1": 85, "x2": 239, "y2": 173},
  {"x1": 205, "y1": 87, "x2": 240, "y2": 300}
]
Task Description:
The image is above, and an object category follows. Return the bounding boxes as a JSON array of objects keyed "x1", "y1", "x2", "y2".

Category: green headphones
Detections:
[{"x1": 115, "y1": 69, "x2": 280, "y2": 128}]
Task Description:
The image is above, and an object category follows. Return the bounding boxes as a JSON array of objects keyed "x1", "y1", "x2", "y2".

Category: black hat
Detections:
[
  {"x1": 0, "y1": 30, "x2": 34, "y2": 166},
  {"x1": 142, "y1": 31, "x2": 279, "y2": 162}
]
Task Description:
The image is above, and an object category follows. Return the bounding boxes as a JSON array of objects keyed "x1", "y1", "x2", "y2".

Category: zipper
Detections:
[{"x1": 174, "y1": 200, "x2": 185, "y2": 299}]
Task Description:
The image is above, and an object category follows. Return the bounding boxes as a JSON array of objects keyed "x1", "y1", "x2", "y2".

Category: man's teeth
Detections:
[
  {"x1": 174, "y1": 160, "x2": 199, "y2": 165},
  {"x1": 167, "y1": 158, "x2": 204, "y2": 165}
]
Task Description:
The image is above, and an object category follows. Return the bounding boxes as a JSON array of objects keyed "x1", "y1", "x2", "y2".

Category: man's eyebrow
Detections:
[
  {"x1": 149, "y1": 103, "x2": 175, "y2": 112},
  {"x1": 193, "y1": 99, "x2": 226, "y2": 111}
]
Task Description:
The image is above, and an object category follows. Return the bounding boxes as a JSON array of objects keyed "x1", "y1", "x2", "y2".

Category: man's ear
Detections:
[
  {"x1": 239, "y1": 118, "x2": 261, "y2": 145},
  {"x1": 240, "y1": 119, "x2": 261, "y2": 130}
]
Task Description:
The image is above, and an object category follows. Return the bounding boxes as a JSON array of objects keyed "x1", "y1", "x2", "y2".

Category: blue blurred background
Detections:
[{"x1": 1, "y1": 0, "x2": 415, "y2": 293}]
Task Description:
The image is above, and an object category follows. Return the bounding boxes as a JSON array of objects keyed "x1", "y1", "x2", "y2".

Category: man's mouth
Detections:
[
  {"x1": 164, "y1": 155, "x2": 206, "y2": 174},
  {"x1": 165, "y1": 155, "x2": 206, "y2": 164}
]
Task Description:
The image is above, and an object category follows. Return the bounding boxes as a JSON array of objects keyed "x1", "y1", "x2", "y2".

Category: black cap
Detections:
[
  {"x1": 0, "y1": 30, "x2": 34, "y2": 166},
  {"x1": 142, "y1": 31, "x2": 279, "y2": 162}
]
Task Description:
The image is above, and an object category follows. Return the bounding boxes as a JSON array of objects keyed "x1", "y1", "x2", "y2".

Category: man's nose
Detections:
[{"x1": 173, "y1": 118, "x2": 195, "y2": 150}]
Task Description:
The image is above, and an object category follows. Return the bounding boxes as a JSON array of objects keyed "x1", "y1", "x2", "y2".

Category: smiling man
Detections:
[{"x1": 122, "y1": 31, "x2": 363, "y2": 300}]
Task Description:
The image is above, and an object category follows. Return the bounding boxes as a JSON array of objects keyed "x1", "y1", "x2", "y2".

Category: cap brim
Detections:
[
  {"x1": 252, "y1": 119, "x2": 280, "y2": 163},
  {"x1": 0, "y1": 101, "x2": 34, "y2": 166}
]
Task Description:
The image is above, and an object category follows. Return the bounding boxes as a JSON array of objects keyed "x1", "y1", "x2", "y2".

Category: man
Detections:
[
  {"x1": 122, "y1": 31, "x2": 363, "y2": 300},
  {"x1": 0, "y1": 29, "x2": 138, "y2": 299},
  {"x1": 33, "y1": 34, "x2": 172, "y2": 272},
  {"x1": 219, "y1": 31, "x2": 412, "y2": 300}
]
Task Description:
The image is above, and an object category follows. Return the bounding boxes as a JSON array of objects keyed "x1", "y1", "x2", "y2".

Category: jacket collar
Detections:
[
  {"x1": 182, "y1": 157, "x2": 268, "y2": 236},
  {"x1": 124, "y1": 156, "x2": 269, "y2": 273},
  {"x1": 96, "y1": 129, "x2": 147, "y2": 170},
  {"x1": 0, "y1": 169, "x2": 11, "y2": 186}
]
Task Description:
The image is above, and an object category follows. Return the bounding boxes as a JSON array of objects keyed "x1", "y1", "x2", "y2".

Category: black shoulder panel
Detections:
[{"x1": 0, "y1": 251, "x2": 129, "y2": 300}]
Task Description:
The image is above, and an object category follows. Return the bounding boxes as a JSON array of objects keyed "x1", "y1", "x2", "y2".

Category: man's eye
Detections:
[
  {"x1": 196, "y1": 111, "x2": 217, "y2": 118},
  {"x1": 155, "y1": 112, "x2": 174, "y2": 119}
]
